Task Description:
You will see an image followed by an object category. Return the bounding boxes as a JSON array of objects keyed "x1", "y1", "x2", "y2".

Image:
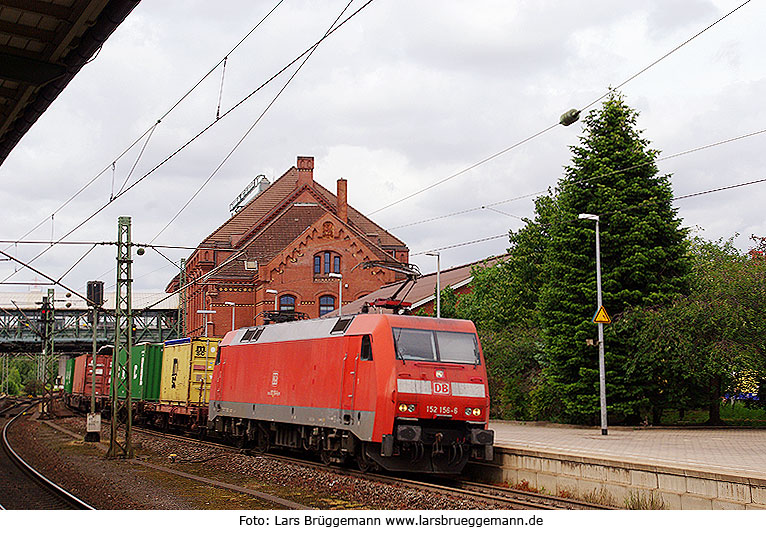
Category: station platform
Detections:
[{"x1": 466, "y1": 421, "x2": 766, "y2": 509}]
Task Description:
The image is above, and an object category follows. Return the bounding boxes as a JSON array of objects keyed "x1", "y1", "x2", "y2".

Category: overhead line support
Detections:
[{"x1": 107, "y1": 216, "x2": 133, "y2": 459}]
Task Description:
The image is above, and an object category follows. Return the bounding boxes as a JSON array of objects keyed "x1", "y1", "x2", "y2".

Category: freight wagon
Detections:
[
  {"x1": 135, "y1": 337, "x2": 219, "y2": 432},
  {"x1": 208, "y1": 314, "x2": 494, "y2": 474},
  {"x1": 65, "y1": 346, "x2": 113, "y2": 412},
  {"x1": 114, "y1": 342, "x2": 163, "y2": 401},
  {"x1": 63, "y1": 356, "x2": 76, "y2": 395}
]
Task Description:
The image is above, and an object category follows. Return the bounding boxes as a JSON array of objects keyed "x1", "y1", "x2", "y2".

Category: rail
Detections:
[{"x1": 1, "y1": 402, "x2": 95, "y2": 510}]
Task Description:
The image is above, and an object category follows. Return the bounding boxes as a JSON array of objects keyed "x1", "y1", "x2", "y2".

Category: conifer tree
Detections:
[{"x1": 535, "y1": 92, "x2": 689, "y2": 424}]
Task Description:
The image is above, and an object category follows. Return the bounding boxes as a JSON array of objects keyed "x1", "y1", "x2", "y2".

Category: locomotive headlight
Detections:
[
  {"x1": 407, "y1": 404, "x2": 416, "y2": 413},
  {"x1": 464, "y1": 408, "x2": 472, "y2": 416},
  {"x1": 472, "y1": 408, "x2": 482, "y2": 417},
  {"x1": 398, "y1": 403, "x2": 408, "y2": 413}
]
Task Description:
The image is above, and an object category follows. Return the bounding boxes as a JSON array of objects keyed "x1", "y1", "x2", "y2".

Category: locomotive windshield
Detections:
[{"x1": 392, "y1": 328, "x2": 480, "y2": 364}]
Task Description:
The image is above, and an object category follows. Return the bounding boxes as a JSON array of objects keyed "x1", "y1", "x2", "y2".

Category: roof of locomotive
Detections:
[{"x1": 220, "y1": 313, "x2": 477, "y2": 347}]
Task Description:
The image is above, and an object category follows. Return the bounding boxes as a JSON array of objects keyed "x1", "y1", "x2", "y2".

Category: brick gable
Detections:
[{"x1": 171, "y1": 156, "x2": 409, "y2": 337}]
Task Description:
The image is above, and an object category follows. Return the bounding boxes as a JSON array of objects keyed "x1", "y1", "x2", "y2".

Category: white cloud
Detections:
[{"x1": 1, "y1": 0, "x2": 764, "y2": 292}]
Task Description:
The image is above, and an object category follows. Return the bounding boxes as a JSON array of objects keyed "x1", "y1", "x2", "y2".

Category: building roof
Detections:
[
  {"x1": 0, "y1": 290, "x2": 177, "y2": 311},
  {"x1": 0, "y1": 0, "x2": 141, "y2": 167},
  {"x1": 339, "y1": 254, "x2": 510, "y2": 315},
  {"x1": 199, "y1": 164, "x2": 406, "y2": 252}
]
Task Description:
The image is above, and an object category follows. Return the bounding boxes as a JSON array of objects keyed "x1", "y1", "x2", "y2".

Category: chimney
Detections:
[
  {"x1": 337, "y1": 178, "x2": 348, "y2": 223},
  {"x1": 296, "y1": 156, "x2": 314, "y2": 188}
]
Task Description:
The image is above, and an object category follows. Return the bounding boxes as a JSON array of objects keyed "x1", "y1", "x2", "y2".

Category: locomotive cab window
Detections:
[
  {"x1": 392, "y1": 328, "x2": 480, "y2": 364},
  {"x1": 360, "y1": 334, "x2": 373, "y2": 361},
  {"x1": 435, "y1": 331, "x2": 480, "y2": 364},
  {"x1": 392, "y1": 328, "x2": 436, "y2": 361}
]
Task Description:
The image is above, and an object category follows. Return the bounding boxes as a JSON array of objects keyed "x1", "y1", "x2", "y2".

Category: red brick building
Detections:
[{"x1": 167, "y1": 156, "x2": 408, "y2": 337}]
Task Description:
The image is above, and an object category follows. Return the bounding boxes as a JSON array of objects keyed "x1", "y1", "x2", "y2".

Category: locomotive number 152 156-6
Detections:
[{"x1": 425, "y1": 405, "x2": 458, "y2": 415}]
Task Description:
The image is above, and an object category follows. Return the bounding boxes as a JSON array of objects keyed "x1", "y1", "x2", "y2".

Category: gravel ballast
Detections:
[{"x1": 8, "y1": 410, "x2": 499, "y2": 510}]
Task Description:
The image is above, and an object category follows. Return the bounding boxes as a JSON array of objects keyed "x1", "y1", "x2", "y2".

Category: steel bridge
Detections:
[
  {"x1": 1, "y1": 290, "x2": 179, "y2": 394},
  {"x1": 0, "y1": 290, "x2": 180, "y2": 353}
]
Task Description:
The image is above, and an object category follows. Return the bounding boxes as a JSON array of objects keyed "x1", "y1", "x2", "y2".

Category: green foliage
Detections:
[
  {"x1": 5, "y1": 367, "x2": 23, "y2": 396},
  {"x1": 421, "y1": 259, "x2": 544, "y2": 420},
  {"x1": 24, "y1": 378, "x2": 45, "y2": 396},
  {"x1": 525, "y1": 92, "x2": 689, "y2": 424},
  {"x1": 624, "y1": 236, "x2": 766, "y2": 423},
  {"x1": 438, "y1": 285, "x2": 459, "y2": 319},
  {"x1": 477, "y1": 327, "x2": 541, "y2": 420}
]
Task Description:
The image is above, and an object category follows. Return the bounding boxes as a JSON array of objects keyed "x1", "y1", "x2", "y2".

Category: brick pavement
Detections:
[{"x1": 490, "y1": 421, "x2": 766, "y2": 478}]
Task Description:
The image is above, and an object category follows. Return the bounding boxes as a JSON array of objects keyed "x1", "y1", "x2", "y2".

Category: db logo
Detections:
[
  {"x1": 433, "y1": 382, "x2": 450, "y2": 395},
  {"x1": 271, "y1": 371, "x2": 279, "y2": 387}
]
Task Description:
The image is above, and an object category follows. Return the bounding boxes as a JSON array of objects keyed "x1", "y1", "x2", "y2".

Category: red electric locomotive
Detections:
[{"x1": 208, "y1": 313, "x2": 494, "y2": 474}]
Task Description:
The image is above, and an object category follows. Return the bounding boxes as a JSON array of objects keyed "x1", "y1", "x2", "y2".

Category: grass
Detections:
[
  {"x1": 624, "y1": 491, "x2": 666, "y2": 510},
  {"x1": 660, "y1": 402, "x2": 766, "y2": 427}
]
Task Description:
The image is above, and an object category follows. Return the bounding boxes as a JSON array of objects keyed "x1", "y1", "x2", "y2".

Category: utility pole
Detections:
[
  {"x1": 39, "y1": 288, "x2": 55, "y2": 419},
  {"x1": 579, "y1": 213, "x2": 609, "y2": 436},
  {"x1": 425, "y1": 252, "x2": 441, "y2": 318},
  {"x1": 85, "y1": 280, "x2": 104, "y2": 442},
  {"x1": 1, "y1": 354, "x2": 7, "y2": 394},
  {"x1": 107, "y1": 216, "x2": 134, "y2": 458},
  {"x1": 178, "y1": 257, "x2": 186, "y2": 337}
]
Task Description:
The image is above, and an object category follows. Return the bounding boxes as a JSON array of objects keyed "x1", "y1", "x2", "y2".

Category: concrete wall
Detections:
[{"x1": 468, "y1": 447, "x2": 766, "y2": 510}]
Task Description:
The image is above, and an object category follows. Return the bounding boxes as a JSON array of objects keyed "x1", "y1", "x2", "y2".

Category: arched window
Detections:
[
  {"x1": 314, "y1": 251, "x2": 342, "y2": 276},
  {"x1": 319, "y1": 295, "x2": 336, "y2": 316},
  {"x1": 279, "y1": 295, "x2": 296, "y2": 312}
]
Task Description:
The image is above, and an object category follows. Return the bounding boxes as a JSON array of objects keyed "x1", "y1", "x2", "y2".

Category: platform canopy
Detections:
[{"x1": 0, "y1": 0, "x2": 140, "y2": 167}]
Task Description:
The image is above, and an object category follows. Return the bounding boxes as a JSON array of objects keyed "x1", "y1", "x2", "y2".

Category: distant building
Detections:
[{"x1": 167, "y1": 156, "x2": 408, "y2": 336}]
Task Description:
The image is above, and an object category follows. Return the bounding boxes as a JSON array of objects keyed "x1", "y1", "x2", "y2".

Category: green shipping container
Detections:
[
  {"x1": 134, "y1": 343, "x2": 163, "y2": 401},
  {"x1": 115, "y1": 343, "x2": 163, "y2": 401},
  {"x1": 63, "y1": 357, "x2": 76, "y2": 394}
]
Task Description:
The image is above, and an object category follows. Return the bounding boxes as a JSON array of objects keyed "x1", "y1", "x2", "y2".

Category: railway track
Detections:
[
  {"x1": 0, "y1": 402, "x2": 94, "y2": 510},
  {"x1": 55, "y1": 406, "x2": 610, "y2": 509},
  {"x1": 134, "y1": 426, "x2": 608, "y2": 509}
]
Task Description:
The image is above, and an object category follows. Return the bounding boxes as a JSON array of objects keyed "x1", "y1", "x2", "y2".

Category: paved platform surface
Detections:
[{"x1": 490, "y1": 421, "x2": 766, "y2": 479}]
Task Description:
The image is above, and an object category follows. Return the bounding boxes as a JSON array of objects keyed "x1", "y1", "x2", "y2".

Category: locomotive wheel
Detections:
[
  {"x1": 356, "y1": 445, "x2": 377, "y2": 473},
  {"x1": 320, "y1": 448, "x2": 332, "y2": 466},
  {"x1": 252, "y1": 427, "x2": 270, "y2": 454}
]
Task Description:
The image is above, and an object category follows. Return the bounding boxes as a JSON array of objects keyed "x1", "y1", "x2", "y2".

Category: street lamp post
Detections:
[
  {"x1": 327, "y1": 273, "x2": 342, "y2": 316},
  {"x1": 225, "y1": 301, "x2": 235, "y2": 331},
  {"x1": 196, "y1": 309, "x2": 216, "y2": 337},
  {"x1": 265, "y1": 289, "x2": 278, "y2": 311},
  {"x1": 425, "y1": 251, "x2": 441, "y2": 318},
  {"x1": 579, "y1": 213, "x2": 608, "y2": 436}
]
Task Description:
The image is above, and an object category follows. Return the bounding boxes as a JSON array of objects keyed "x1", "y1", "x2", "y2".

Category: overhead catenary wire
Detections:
[
  {"x1": 54, "y1": 244, "x2": 98, "y2": 285},
  {"x1": 369, "y1": 0, "x2": 753, "y2": 218},
  {"x1": 410, "y1": 172, "x2": 766, "y2": 256},
  {"x1": 0, "y1": 249, "x2": 91, "y2": 304},
  {"x1": 387, "y1": 126, "x2": 766, "y2": 231},
  {"x1": 1, "y1": 0, "x2": 287, "y2": 269},
  {"x1": 0, "y1": 239, "x2": 239, "y2": 251},
  {"x1": 151, "y1": 0, "x2": 360, "y2": 243},
  {"x1": 577, "y1": 0, "x2": 753, "y2": 114},
  {"x1": 4, "y1": 0, "x2": 376, "y2": 283},
  {"x1": 4, "y1": 1, "x2": 753, "y2": 296}
]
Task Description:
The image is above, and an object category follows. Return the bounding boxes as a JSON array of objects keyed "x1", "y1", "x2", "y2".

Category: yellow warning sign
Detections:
[{"x1": 593, "y1": 306, "x2": 611, "y2": 324}]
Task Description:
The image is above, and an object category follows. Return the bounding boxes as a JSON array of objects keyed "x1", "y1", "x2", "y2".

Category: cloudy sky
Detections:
[{"x1": 1, "y1": 0, "x2": 764, "y2": 297}]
